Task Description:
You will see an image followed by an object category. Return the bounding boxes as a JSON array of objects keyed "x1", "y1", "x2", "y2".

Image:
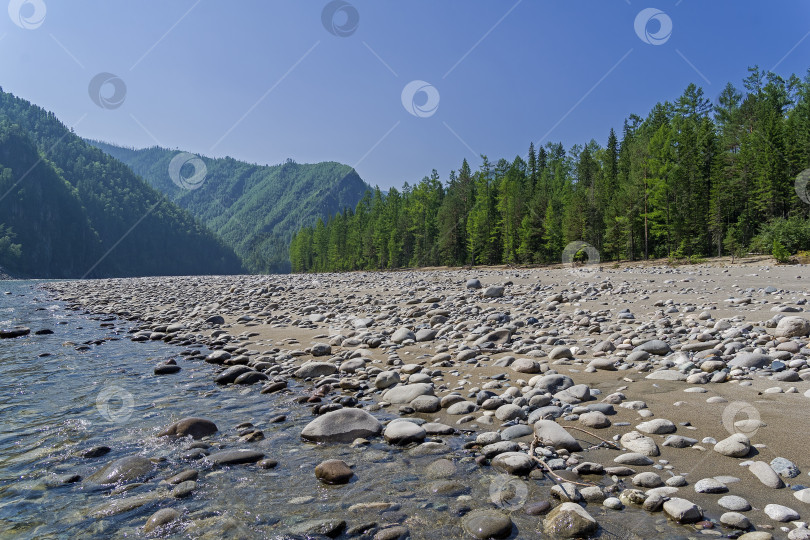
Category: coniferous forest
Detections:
[{"x1": 290, "y1": 68, "x2": 810, "y2": 272}]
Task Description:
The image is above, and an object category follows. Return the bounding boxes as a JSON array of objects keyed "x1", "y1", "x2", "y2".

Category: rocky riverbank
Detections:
[{"x1": 41, "y1": 261, "x2": 810, "y2": 539}]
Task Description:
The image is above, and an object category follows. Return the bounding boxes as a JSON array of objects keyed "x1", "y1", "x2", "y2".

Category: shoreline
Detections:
[{"x1": 39, "y1": 262, "x2": 810, "y2": 539}]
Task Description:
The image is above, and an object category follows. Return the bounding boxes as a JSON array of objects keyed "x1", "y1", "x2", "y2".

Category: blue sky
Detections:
[{"x1": 2, "y1": 1, "x2": 809, "y2": 189}]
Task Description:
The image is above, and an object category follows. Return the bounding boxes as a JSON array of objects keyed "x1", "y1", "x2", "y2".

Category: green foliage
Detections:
[
  {"x1": 89, "y1": 141, "x2": 370, "y2": 273},
  {"x1": 772, "y1": 240, "x2": 792, "y2": 263},
  {"x1": 750, "y1": 216, "x2": 810, "y2": 254},
  {"x1": 290, "y1": 66, "x2": 810, "y2": 273},
  {"x1": 0, "y1": 90, "x2": 243, "y2": 278}
]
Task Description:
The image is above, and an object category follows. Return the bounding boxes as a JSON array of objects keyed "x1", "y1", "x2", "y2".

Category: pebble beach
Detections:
[{"x1": 15, "y1": 258, "x2": 810, "y2": 539}]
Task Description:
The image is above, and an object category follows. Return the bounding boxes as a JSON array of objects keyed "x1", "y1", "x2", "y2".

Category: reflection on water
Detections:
[{"x1": 0, "y1": 280, "x2": 693, "y2": 539}]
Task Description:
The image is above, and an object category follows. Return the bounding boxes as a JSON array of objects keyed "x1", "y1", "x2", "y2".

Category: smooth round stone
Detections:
[
  {"x1": 447, "y1": 401, "x2": 477, "y2": 415},
  {"x1": 636, "y1": 419, "x2": 676, "y2": 435},
  {"x1": 524, "y1": 501, "x2": 551, "y2": 515},
  {"x1": 495, "y1": 404, "x2": 526, "y2": 422},
  {"x1": 694, "y1": 478, "x2": 728, "y2": 494},
  {"x1": 425, "y1": 459, "x2": 456, "y2": 479},
  {"x1": 143, "y1": 508, "x2": 180, "y2": 533},
  {"x1": 614, "y1": 453, "x2": 654, "y2": 466},
  {"x1": 620, "y1": 431, "x2": 659, "y2": 457},
  {"x1": 410, "y1": 395, "x2": 441, "y2": 413},
  {"x1": 604, "y1": 497, "x2": 623, "y2": 509},
  {"x1": 500, "y1": 424, "x2": 534, "y2": 440},
  {"x1": 720, "y1": 512, "x2": 751, "y2": 529},
  {"x1": 384, "y1": 422, "x2": 426, "y2": 445},
  {"x1": 794, "y1": 488, "x2": 810, "y2": 504},
  {"x1": 461, "y1": 509, "x2": 513, "y2": 539},
  {"x1": 579, "y1": 411, "x2": 611, "y2": 428},
  {"x1": 543, "y1": 502, "x2": 598, "y2": 537},
  {"x1": 666, "y1": 476, "x2": 687, "y2": 487},
  {"x1": 171, "y1": 480, "x2": 196, "y2": 498},
  {"x1": 764, "y1": 503, "x2": 800, "y2": 522},
  {"x1": 315, "y1": 459, "x2": 354, "y2": 485},
  {"x1": 632, "y1": 472, "x2": 663, "y2": 488},
  {"x1": 491, "y1": 452, "x2": 534, "y2": 476}
]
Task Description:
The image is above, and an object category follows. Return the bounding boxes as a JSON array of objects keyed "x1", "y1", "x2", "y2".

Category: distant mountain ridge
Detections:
[
  {"x1": 0, "y1": 89, "x2": 243, "y2": 278},
  {"x1": 88, "y1": 141, "x2": 371, "y2": 273}
]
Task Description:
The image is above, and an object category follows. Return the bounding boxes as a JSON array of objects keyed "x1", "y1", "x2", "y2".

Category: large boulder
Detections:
[
  {"x1": 534, "y1": 420, "x2": 582, "y2": 451},
  {"x1": 158, "y1": 417, "x2": 218, "y2": 439},
  {"x1": 301, "y1": 408, "x2": 382, "y2": 443},
  {"x1": 774, "y1": 316, "x2": 810, "y2": 338}
]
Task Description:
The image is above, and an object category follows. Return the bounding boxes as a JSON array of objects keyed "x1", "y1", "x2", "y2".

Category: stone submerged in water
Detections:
[
  {"x1": 0, "y1": 326, "x2": 30, "y2": 338},
  {"x1": 315, "y1": 459, "x2": 354, "y2": 484},
  {"x1": 301, "y1": 408, "x2": 382, "y2": 443},
  {"x1": 143, "y1": 508, "x2": 180, "y2": 533},
  {"x1": 543, "y1": 502, "x2": 598, "y2": 538},
  {"x1": 462, "y1": 509, "x2": 513, "y2": 539},
  {"x1": 87, "y1": 455, "x2": 154, "y2": 484},
  {"x1": 159, "y1": 417, "x2": 218, "y2": 440},
  {"x1": 207, "y1": 449, "x2": 264, "y2": 466}
]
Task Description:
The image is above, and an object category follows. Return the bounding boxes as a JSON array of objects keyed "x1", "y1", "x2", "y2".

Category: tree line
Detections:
[{"x1": 289, "y1": 67, "x2": 810, "y2": 272}]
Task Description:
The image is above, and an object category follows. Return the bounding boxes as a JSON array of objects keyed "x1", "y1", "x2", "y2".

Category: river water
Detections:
[{"x1": 0, "y1": 280, "x2": 696, "y2": 539}]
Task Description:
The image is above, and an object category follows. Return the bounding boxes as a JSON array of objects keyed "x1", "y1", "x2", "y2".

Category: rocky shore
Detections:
[{"x1": 40, "y1": 261, "x2": 810, "y2": 539}]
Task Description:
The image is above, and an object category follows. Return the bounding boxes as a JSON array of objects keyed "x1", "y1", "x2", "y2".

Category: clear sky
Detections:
[{"x1": 2, "y1": 1, "x2": 809, "y2": 189}]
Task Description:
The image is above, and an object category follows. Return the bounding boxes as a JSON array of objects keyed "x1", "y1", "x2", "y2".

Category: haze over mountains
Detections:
[
  {"x1": 0, "y1": 89, "x2": 370, "y2": 278},
  {"x1": 89, "y1": 142, "x2": 370, "y2": 273}
]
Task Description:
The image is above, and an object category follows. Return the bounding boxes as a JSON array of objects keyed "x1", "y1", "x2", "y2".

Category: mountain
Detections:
[
  {"x1": 88, "y1": 141, "x2": 371, "y2": 273},
  {"x1": 0, "y1": 89, "x2": 243, "y2": 278}
]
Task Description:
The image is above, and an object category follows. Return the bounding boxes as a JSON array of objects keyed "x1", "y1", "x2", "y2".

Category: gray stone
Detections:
[
  {"x1": 614, "y1": 453, "x2": 654, "y2": 466},
  {"x1": 374, "y1": 371, "x2": 400, "y2": 389},
  {"x1": 720, "y1": 512, "x2": 751, "y2": 529},
  {"x1": 301, "y1": 408, "x2": 383, "y2": 443},
  {"x1": 207, "y1": 449, "x2": 264, "y2": 466},
  {"x1": 636, "y1": 418, "x2": 676, "y2": 435},
  {"x1": 718, "y1": 495, "x2": 751, "y2": 511},
  {"x1": 579, "y1": 411, "x2": 610, "y2": 428},
  {"x1": 543, "y1": 502, "x2": 598, "y2": 538},
  {"x1": 483, "y1": 286, "x2": 505, "y2": 299},
  {"x1": 770, "y1": 457, "x2": 800, "y2": 478},
  {"x1": 775, "y1": 316, "x2": 810, "y2": 338},
  {"x1": 87, "y1": 455, "x2": 154, "y2": 484},
  {"x1": 143, "y1": 508, "x2": 180, "y2": 533},
  {"x1": 694, "y1": 478, "x2": 728, "y2": 494},
  {"x1": 495, "y1": 404, "x2": 526, "y2": 422},
  {"x1": 533, "y1": 420, "x2": 582, "y2": 451},
  {"x1": 384, "y1": 421, "x2": 426, "y2": 445},
  {"x1": 294, "y1": 361, "x2": 337, "y2": 379},
  {"x1": 729, "y1": 352, "x2": 771, "y2": 369},
  {"x1": 635, "y1": 340, "x2": 672, "y2": 355},
  {"x1": 158, "y1": 417, "x2": 218, "y2": 439},
  {"x1": 748, "y1": 461, "x2": 785, "y2": 489},
  {"x1": 763, "y1": 503, "x2": 800, "y2": 521},
  {"x1": 663, "y1": 497, "x2": 703, "y2": 523},
  {"x1": 714, "y1": 433, "x2": 751, "y2": 457},
  {"x1": 391, "y1": 328, "x2": 416, "y2": 344},
  {"x1": 382, "y1": 383, "x2": 434, "y2": 404},
  {"x1": 491, "y1": 452, "x2": 534, "y2": 475},
  {"x1": 620, "y1": 431, "x2": 660, "y2": 456},
  {"x1": 462, "y1": 509, "x2": 513, "y2": 539}
]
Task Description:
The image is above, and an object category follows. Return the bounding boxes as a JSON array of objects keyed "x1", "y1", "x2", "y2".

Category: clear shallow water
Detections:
[{"x1": 0, "y1": 280, "x2": 695, "y2": 539}]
